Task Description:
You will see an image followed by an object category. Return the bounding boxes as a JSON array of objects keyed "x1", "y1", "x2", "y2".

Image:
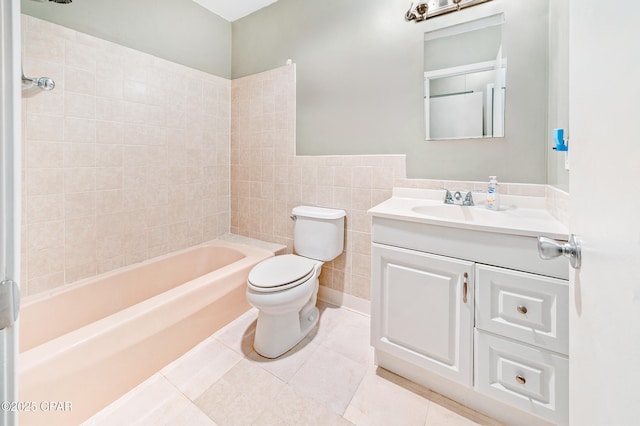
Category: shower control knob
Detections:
[{"x1": 35, "y1": 77, "x2": 55, "y2": 91}]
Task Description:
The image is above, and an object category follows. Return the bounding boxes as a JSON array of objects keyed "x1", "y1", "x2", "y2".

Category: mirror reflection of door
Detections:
[{"x1": 424, "y1": 13, "x2": 506, "y2": 140}]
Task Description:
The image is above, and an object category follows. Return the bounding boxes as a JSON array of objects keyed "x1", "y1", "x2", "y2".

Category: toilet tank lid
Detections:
[{"x1": 292, "y1": 205, "x2": 346, "y2": 220}]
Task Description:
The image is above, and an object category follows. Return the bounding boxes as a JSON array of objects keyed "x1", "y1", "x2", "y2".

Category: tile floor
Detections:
[{"x1": 84, "y1": 303, "x2": 501, "y2": 426}]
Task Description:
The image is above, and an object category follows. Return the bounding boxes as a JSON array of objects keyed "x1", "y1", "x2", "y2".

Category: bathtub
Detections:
[{"x1": 18, "y1": 239, "x2": 273, "y2": 426}]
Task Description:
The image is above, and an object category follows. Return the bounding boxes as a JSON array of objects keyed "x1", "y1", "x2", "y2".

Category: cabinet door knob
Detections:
[
  {"x1": 517, "y1": 305, "x2": 528, "y2": 315},
  {"x1": 515, "y1": 375, "x2": 526, "y2": 385}
]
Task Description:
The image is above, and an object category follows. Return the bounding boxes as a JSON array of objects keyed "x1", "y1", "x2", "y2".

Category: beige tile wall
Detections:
[
  {"x1": 546, "y1": 185, "x2": 570, "y2": 227},
  {"x1": 21, "y1": 16, "x2": 231, "y2": 296}
]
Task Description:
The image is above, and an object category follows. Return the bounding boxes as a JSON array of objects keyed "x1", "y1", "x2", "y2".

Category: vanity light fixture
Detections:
[{"x1": 405, "y1": 0, "x2": 492, "y2": 22}]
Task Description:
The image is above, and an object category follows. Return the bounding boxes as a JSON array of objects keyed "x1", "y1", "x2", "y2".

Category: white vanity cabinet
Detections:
[{"x1": 369, "y1": 215, "x2": 569, "y2": 425}]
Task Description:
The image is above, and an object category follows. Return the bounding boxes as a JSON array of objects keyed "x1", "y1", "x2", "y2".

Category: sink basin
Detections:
[{"x1": 411, "y1": 204, "x2": 502, "y2": 222}]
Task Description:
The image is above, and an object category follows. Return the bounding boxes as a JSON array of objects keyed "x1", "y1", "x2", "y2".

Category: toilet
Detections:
[{"x1": 246, "y1": 205, "x2": 346, "y2": 358}]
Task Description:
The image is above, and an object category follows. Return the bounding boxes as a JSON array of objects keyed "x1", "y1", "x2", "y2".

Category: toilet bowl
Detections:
[
  {"x1": 247, "y1": 254, "x2": 323, "y2": 358},
  {"x1": 246, "y1": 205, "x2": 345, "y2": 358}
]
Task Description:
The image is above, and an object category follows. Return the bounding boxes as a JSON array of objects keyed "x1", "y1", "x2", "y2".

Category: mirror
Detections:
[{"x1": 424, "y1": 14, "x2": 506, "y2": 140}]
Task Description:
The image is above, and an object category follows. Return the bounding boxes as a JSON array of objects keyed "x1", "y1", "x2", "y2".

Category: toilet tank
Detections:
[{"x1": 292, "y1": 206, "x2": 346, "y2": 261}]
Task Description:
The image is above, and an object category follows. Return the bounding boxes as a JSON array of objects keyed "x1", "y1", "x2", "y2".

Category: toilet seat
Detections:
[{"x1": 248, "y1": 255, "x2": 319, "y2": 293}]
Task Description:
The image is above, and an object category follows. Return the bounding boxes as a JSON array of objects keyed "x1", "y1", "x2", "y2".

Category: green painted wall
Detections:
[{"x1": 21, "y1": 0, "x2": 231, "y2": 78}]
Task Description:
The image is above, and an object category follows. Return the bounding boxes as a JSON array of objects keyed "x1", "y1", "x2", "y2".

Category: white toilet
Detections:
[{"x1": 246, "y1": 205, "x2": 346, "y2": 358}]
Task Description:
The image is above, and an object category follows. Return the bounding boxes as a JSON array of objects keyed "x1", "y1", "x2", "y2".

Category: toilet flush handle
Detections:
[{"x1": 290, "y1": 214, "x2": 297, "y2": 221}]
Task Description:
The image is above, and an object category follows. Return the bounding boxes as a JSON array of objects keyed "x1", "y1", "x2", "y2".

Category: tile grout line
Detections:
[{"x1": 158, "y1": 370, "x2": 218, "y2": 425}]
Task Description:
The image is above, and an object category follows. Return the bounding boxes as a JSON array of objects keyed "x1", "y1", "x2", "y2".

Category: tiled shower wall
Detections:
[{"x1": 21, "y1": 16, "x2": 231, "y2": 296}]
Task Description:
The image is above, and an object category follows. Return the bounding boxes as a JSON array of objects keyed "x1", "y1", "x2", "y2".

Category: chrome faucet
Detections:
[
  {"x1": 463, "y1": 191, "x2": 474, "y2": 206},
  {"x1": 444, "y1": 190, "x2": 454, "y2": 204},
  {"x1": 444, "y1": 189, "x2": 474, "y2": 206}
]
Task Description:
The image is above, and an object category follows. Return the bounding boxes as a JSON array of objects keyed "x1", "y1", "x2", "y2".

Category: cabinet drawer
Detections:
[
  {"x1": 475, "y1": 264, "x2": 569, "y2": 354},
  {"x1": 475, "y1": 331, "x2": 568, "y2": 425}
]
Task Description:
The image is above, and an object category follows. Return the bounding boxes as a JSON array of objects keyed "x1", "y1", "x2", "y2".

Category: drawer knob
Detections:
[
  {"x1": 517, "y1": 305, "x2": 528, "y2": 315},
  {"x1": 515, "y1": 375, "x2": 526, "y2": 385}
]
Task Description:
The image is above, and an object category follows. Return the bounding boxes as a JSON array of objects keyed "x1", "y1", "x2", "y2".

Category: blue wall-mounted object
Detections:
[{"x1": 553, "y1": 128, "x2": 568, "y2": 152}]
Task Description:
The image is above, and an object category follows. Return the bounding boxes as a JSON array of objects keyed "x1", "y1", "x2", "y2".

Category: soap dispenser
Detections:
[{"x1": 486, "y1": 176, "x2": 500, "y2": 211}]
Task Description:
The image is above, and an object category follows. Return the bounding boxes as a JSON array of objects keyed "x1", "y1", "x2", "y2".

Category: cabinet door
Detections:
[{"x1": 371, "y1": 243, "x2": 474, "y2": 386}]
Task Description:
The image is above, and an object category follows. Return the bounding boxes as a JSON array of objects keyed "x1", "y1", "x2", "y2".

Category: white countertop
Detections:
[{"x1": 368, "y1": 188, "x2": 569, "y2": 240}]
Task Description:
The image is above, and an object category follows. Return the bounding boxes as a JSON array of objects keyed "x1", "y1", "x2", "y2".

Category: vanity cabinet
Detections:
[{"x1": 370, "y1": 216, "x2": 569, "y2": 425}]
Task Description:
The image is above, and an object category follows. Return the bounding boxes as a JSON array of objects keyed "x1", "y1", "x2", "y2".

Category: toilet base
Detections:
[{"x1": 253, "y1": 306, "x2": 319, "y2": 359}]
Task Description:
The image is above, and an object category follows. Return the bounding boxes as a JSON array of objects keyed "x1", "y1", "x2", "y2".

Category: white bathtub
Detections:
[{"x1": 18, "y1": 239, "x2": 273, "y2": 425}]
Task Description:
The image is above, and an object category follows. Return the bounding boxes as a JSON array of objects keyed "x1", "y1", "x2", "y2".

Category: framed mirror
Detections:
[{"x1": 424, "y1": 13, "x2": 506, "y2": 140}]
